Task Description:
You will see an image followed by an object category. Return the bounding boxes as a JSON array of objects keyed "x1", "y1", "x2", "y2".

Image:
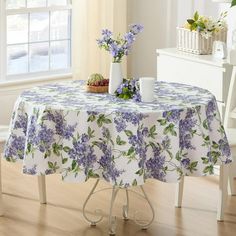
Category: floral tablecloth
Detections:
[{"x1": 4, "y1": 80, "x2": 232, "y2": 187}]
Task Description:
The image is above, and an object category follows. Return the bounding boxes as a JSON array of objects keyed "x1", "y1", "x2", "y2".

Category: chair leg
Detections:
[
  {"x1": 228, "y1": 161, "x2": 236, "y2": 196},
  {"x1": 175, "y1": 177, "x2": 184, "y2": 208},
  {"x1": 0, "y1": 156, "x2": 4, "y2": 216},
  {"x1": 217, "y1": 165, "x2": 228, "y2": 221},
  {"x1": 38, "y1": 176, "x2": 47, "y2": 204}
]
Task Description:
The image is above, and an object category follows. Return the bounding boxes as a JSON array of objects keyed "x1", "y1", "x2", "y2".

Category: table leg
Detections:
[
  {"x1": 0, "y1": 157, "x2": 4, "y2": 216},
  {"x1": 83, "y1": 179, "x2": 104, "y2": 226},
  {"x1": 133, "y1": 186, "x2": 155, "y2": 230},
  {"x1": 122, "y1": 188, "x2": 129, "y2": 221},
  {"x1": 108, "y1": 186, "x2": 119, "y2": 235},
  {"x1": 175, "y1": 177, "x2": 184, "y2": 208},
  {"x1": 217, "y1": 165, "x2": 229, "y2": 221},
  {"x1": 38, "y1": 176, "x2": 47, "y2": 204}
]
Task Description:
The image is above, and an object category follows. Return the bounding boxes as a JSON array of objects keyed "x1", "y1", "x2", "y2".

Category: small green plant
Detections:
[
  {"x1": 232, "y1": 0, "x2": 236, "y2": 7},
  {"x1": 185, "y1": 11, "x2": 227, "y2": 39}
]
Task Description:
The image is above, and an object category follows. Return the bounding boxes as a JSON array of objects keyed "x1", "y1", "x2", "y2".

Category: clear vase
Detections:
[{"x1": 109, "y1": 62, "x2": 123, "y2": 95}]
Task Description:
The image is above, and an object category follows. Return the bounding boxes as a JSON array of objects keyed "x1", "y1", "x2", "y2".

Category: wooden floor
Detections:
[{"x1": 0, "y1": 161, "x2": 236, "y2": 236}]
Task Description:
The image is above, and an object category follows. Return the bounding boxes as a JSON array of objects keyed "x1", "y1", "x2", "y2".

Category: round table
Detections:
[
  {"x1": 4, "y1": 80, "x2": 233, "y2": 234},
  {"x1": 4, "y1": 80, "x2": 232, "y2": 186}
]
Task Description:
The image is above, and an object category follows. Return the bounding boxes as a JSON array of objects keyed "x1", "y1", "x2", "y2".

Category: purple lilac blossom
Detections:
[
  {"x1": 14, "y1": 114, "x2": 28, "y2": 135},
  {"x1": 43, "y1": 111, "x2": 77, "y2": 140},
  {"x1": 218, "y1": 137, "x2": 231, "y2": 157},
  {"x1": 163, "y1": 110, "x2": 181, "y2": 123},
  {"x1": 146, "y1": 155, "x2": 166, "y2": 181},
  {"x1": 68, "y1": 134, "x2": 96, "y2": 175},
  {"x1": 98, "y1": 143, "x2": 123, "y2": 182},
  {"x1": 179, "y1": 108, "x2": 197, "y2": 150},
  {"x1": 23, "y1": 165, "x2": 37, "y2": 175},
  {"x1": 130, "y1": 24, "x2": 144, "y2": 35},
  {"x1": 5, "y1": 135, "x2": 26, "y2": 160},
  {"x1": 181, "y1": 158, "x2": 191, "y2": 168},
  {"x1": 206, "y1": 99, "x2": 217, "y2": 131},
  {"x1": 28, "y1": 115, "x2": 55, "y2": 153}
]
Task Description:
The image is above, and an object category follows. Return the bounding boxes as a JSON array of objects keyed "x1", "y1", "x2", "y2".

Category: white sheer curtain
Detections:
[{"x1": 72, "y1": 0, "x2": 127, "y2": 80}]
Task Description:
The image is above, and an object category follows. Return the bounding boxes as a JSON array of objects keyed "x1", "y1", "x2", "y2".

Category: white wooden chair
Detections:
[
  {"x1": 0, "y1": 125, "x2": 47, "y2": 216},
  {"x1": 175, "y1": 66, "x2": 236, "y2": 221}
]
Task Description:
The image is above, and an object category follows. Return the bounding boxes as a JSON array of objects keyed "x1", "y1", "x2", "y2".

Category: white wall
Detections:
[{"x1": 127, "y1": 0, "x2": 228, "y2": 78}]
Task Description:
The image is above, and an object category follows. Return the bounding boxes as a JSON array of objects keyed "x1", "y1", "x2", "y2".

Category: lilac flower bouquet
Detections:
[
  {"x1": 97, "y1": 24, "x2": 144, "y2": 63},
  {"x1": 115, "y1": 78, "x2": 141, "y2": 102}
]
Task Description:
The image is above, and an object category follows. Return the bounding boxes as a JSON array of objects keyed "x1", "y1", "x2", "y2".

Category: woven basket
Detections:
[
  {"x1": 86, "y1": 85, "x2": 108, "y2": 93},
  {"x1": 177, "y1": 27, "x2": 227, "y2": 55}
]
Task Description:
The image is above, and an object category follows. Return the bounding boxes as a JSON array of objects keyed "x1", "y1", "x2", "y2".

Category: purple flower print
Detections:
[
  {"x1": 98, "y1": 144, "x2": 123, "y2": 182},
  {"x1": 142, "y1": 127, "x2": 149, "y2": 137},
  {"x1": 163, "y1": 110, "x2": 181, "y2": 123},
  {"x1": 218, "y1": 138, "x2": 231, "y2": 158},
  {"x1": 23, "y1": 165, "x2": 37, "y2": 175},
  {"x1": 146, "y1": 155, "x2": 166, "y2": 181},
  {"x1": 14, "y1": 114, "x2": 28, "y2": 135},
  {"x1": 28, "y1": 115, "x2": 55, "y2": 153},
  {"x1": 181, "y1": 158, "x2": 191, "y2": 168},
  {"x1": 43, "y1": 111, "x2": 77, "y2": 140},
  {"x1": 5, "y1": 135, "x2": 26, "y2": 160},
  {"x1": 114, "y1": 112, "x2": 147, "y2": 133},
  {"x1": 206, "y1": 99, "x2": 217, "y2": 131},
  {"x1": 179, "y1": 108, "x2": 197, "y2": 150},
  {"x1": 68, "y1": 134, "x2": 96, "y2": 175}
]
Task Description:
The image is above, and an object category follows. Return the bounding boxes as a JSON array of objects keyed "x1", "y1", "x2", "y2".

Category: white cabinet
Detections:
[{"x1": 157, "y1": 48, "x2": 233, "y2": 119}]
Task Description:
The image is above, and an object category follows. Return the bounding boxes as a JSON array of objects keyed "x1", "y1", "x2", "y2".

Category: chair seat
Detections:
[
  {"x1": 226, "y1": 128, "x2": 236, "y2": 147},
  {"x1": 0, "y1": 125, "x2": 9, "y2": 143}
]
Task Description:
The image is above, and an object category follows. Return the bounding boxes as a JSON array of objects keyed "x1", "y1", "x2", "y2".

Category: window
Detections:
[{"x1": 0, "y1": 0, "x2": 72, "y2": 81}]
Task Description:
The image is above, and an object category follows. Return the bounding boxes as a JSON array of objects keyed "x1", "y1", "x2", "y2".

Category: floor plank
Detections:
[{"x1": 0, "y1": 161, "x2": 236, "y2": 236}]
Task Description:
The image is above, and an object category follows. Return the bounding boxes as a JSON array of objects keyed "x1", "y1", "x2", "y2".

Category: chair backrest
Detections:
[{"x1": 224, "y1": 66, "x2": 236, "y2": 129}]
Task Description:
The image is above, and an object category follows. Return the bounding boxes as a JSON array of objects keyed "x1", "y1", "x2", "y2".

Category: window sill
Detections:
[{"x1": 0, "y1": 73, "x2": 73, "y2": 89}]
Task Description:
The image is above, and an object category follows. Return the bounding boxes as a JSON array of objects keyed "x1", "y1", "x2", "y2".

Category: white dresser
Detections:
[{"x1": 157, "y1": 48, "x2": 233, "y2": 119}]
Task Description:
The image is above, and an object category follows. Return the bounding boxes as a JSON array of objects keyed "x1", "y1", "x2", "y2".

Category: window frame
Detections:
[{"x1": 0, "y1": 0, "x2": 72, "y2": 82}]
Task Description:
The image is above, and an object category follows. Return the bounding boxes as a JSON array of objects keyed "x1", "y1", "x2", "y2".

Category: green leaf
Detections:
[
  {"x1": 88, "y1": 127, "x2": 95, "y2": 138},
  {"x1": 87, "y1": 114, "x2": 96, "y2": 122},
  {"x1": 72, "y1": 160, "x2": 77, "y2": 170},
  {"x1": 187, "y1": 19, "x2": 195, "y2": 25},
  {"x1": 63, "y1": 146, "x2": 70, "y2": 153},
  {"x1": 132, "y1": 179, "x2": 138, "y2": 186},
  {"x1": 212, "y1": 141, "x2": 219, "y2": 149},
  {"x1": 116, "y1": 135, "x2": 126, "y2": 145},
  {"x1": 201, "y1": 157, "x2": 209, "y2": 164},
  {"x1": 157, "y1": 119, "x2": 167, "y2": 126},
  {"x1": 150, "y1": 125, "x2": 156, "y2": 134},
  {"x1": 124, "y1": 130, "x2": 133, "y2": 137},
  {"x1": 203, "y1": 165, "x2": 214, "y2": 174},
  {"x1": 203, "y1": 120, "x2": 209, "y2": 130},
  {"x1": 62, "y1": 158, "x2": 68, "y2": 164},
  {"x1": 232, "y1": 0, "x2": 236, "y2": 7},
  {"x1": 103, "y1": 118, "x2": 112, "y2": 124},
  {"x1": 194, "y1": 11, "x2": 199, "y2": 21},
  {"x1": 175, "y1": 151, "x2": 181, "y2": 161},
  {"x1": 48, "y1": 161, "x2": 54, "y2": 169},
  {"x1": 127, "y1": 147, "x2": 135, "y2": 156},
  {"x1": 135, "y1": 169, "x2": 144, "y2": 176},
  {"x1": 164, "y1": 123, "x2": 176, "y2": 136}
]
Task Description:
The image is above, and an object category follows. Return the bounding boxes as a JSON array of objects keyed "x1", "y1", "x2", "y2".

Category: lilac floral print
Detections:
[{"x1": 3, "y1": 80, "x2": 232, "y2": 186}]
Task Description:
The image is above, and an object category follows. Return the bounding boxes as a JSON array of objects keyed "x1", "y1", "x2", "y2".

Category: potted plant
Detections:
[
  {"x1": 97, "y1": 24, "x2": 143, "y2": 94},
  {"x1": 177, "y1": 11, "x2": 227, "y2": 54}
]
